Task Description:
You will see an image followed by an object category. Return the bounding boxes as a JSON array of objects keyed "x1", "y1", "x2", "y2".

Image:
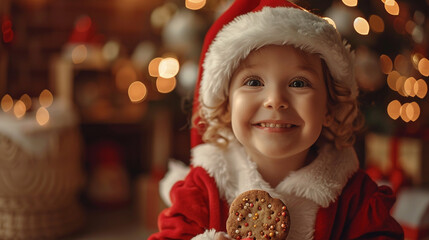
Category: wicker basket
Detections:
[{"x1": 0, "y1": 102, "x2": 85, "y2": 239}]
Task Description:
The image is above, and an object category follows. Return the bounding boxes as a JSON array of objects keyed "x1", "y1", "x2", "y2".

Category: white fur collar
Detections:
[{"x1": 191, "y1": 141, "x2": 359, "y2": 208}]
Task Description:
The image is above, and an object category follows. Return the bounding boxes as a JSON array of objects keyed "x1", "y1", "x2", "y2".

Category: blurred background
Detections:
[{"x1": 0, "y1": 0, "x2": 428, "y2": 239}]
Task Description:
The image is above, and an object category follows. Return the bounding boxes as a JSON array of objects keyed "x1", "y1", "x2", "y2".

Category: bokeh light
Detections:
[
  {"x1": 158, "y1": 57, "x2": 180, "y2": 79},
  {"x1": 387, "y1": 71, "x2": 401, "y2": 91},
  {"x1": 1, "y1": 94, "x2": 13, "y2": 112},
  {"x1": 384, "y1": 0, "x2": 396, "y2": 6},
  {"x1": 387, "y1": 100, "x2": 401, "y2": 120},
  {"x1": 36, "y1": 107, "x2": 50, "y2": 126},
  {"x1": 384, "y1": 0, "x2": 399, "y2": 15},
  {"x1": 13, "y1": 100, "x2": 26, "y2": 119},
  {"x1": 342, "y1": 0, "x2": 357, "y2": 7},
  {"x1": 128, "y1": 81, "x2": 147, "y2": 103},
  {"x1": 418, "y1": 58, "x2": 429, "y2": 77},
  {"x1": 379, "y1": 54, "x2": 393, "y2": 74},
  {"x1": 399, "y1": 103, "x2": 410, "y2": 122},
  {"x1": 405, "y1": 20, "x2": 416, "y2": 35},
  {"x1": 414, "y1": 79, "x2": 428, "y2": 99},
  {"x1": 148, "y1": 57, "x2": 163, "y2": 77},
  {"x1": 19, "y1": 94, "x2": 32, "y2": 110},
  {"x1": 412, "y1": 26, "x2": 424, "y2": 44},
  {"x1": 185, "y1": 0, "x2": 206, "y2": 10},
  {"x1": 394, "y1": 54, "x2": 408, "y2": 75},
  {"x1": 353, "y1": 17, "x2": 369, "y2": 35},
  {"x1": 156, "y1": 77, "x2": 176, "y2": 93},
  {"x1": 369, "y1": 15, "x2": 384, "y2": 33},
  {"x1": 395, "y1": 76, "x2": 407, "y2": 96},
  {"x1": 323, "y1": 17, "x2": 337, "y2": 28},
  {"x1": 150, "y1": 4, "x2": 174, "y2": 29},
  {"x1": 39, "y1": 89, "x2": 53, "y2": 108},
  {"x1": 411, "y1": 53, "x2": 423, "y2": 70},
  {"x1": 409, "y1": 102, "x2": 420, "y2": 121},
  {"x1": 103, "y1": 40, "x2": 120, "y2": 61},
  {"x1": 404, "y1": 77, "x2": 416, "y2": 97},
  {"x1": 72, "y1": 44, "x2": 88, "y2": 64}
]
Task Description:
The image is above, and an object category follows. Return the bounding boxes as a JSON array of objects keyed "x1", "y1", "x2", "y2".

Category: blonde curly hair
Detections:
[{"x1": 193, "y1": 60, "x2": 363, "y2": 150}]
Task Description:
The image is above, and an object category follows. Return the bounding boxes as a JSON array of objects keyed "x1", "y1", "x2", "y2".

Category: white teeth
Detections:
[{"x1": 259, "y1": 123, "x2": 294, "y2": 128}]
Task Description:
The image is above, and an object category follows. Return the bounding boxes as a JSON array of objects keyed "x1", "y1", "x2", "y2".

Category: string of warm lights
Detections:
[
  {"x1": 336, "y1": 0, "x2": 429, "y2": 123},
  {"x1": 148, "y1": 56, "x2": 180, "y2": 94},
  {"x1": 1, "y1": 90, "x2": 53, "y2": 126}
]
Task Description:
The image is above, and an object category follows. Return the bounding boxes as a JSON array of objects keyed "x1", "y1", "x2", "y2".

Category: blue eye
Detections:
[
  {"x1": 289, "y1": 78, "x2": 309, "y2": 88},
  {"x1": 244, "y1": 77, "x2": 263, "y2": 87}
]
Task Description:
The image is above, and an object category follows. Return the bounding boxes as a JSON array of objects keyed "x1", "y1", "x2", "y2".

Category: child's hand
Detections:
[{"x1": 215, "y1": 232, "x2": 231, "y2": 240}]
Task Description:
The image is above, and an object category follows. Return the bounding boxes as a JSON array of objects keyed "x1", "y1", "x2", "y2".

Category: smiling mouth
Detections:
[{"x1": 255, "y1": 123, "x2": 297, "y2": 128}]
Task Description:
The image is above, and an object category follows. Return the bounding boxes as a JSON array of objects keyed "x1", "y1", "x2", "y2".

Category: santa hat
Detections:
[{"x1": 191, "y1": 0, "x2": 357, "y2": 147}]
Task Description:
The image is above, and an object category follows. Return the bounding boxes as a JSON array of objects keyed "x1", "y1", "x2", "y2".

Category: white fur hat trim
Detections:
[{"x1": 200, "y1": 6, "x2": 356, "y2": 111}]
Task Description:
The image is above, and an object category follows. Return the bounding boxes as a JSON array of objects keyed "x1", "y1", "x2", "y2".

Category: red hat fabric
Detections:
[{"x1": 191, "y1": 0, "x2": 356, "y2": 148}]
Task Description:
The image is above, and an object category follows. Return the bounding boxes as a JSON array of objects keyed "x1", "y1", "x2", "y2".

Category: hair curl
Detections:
[{"x1": 193, "y1": 60, "x2": 364, "y2": 150}]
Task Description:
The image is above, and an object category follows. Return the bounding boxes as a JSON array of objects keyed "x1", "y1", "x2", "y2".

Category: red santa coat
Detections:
[{"x1": 149, "y1": 141, "x2": 403, "y2": 240}]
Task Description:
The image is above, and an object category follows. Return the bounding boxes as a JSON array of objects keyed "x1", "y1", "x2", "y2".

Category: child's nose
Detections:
[{"x1": 263, "y1": 89, "x2": 288, "y2": 110}]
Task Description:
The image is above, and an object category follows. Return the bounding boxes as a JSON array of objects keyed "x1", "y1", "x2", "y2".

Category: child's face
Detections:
[{"x1": 228, "y1": 45, "x2": 328, "y2": 163}]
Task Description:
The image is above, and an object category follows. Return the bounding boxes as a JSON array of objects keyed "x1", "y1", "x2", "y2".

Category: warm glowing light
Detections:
[
  {"x1": 13, "y1": 100, "x2": 26, "y2": 119},
  {"x1": 39, "y1": 89, "x2": 53, "y2": 108},
  {"x1": 36, "y1": 107, "x2": 49, "y2": 126},
  {"x1": 353, "y1": 17, "x2": 370, "y2": 35},
  {"x1": 19, "y1": 94, "x2": 32, "y2": 110},
  {"x1": 72, "y1": 44, "x2": 88, "y2": 64},
  {"x1": 103, "y1": 41, "x2": 120, "y2": 61},
  {"x1": 369, "y1": 15, "x2": 384, "y2": 33},
  {"x1": 380, "y1": 54, "x2": 393, "y2": 74},
  {"x1": 148, "y1": 57, "x2": 163, "y2": 77},
  {"x1": 116, "y1": 66, "x2": 137, "y2": 92},
  {"x1": 384, "y1": 1, "x2": 399, "y2": 15},
  {"x1": 158, "y1": 57, "x2": 180, "y2": 79},
  {"x1": 395, "y1": 76, "x2": 407, "y2": 96},
  {"x1": 394, "y1": 54, "x2": 408, "y2": 75},
  {"x1": 323, "y1": 17, "x2": 337, "y2": 28},
  {"x1": 150, "y1": 5, "x2": 172, "y2": 29},
  {"x1": 404, "y1": 77, "x2": 417, "y2": 97},
  {"x1": 414, "y1": 79, "x2": 428, "y2": 99},
  {"x1": 405, "y1": 103, "x2": 415, "y2": 121},
  {"x1": 342, "y1": 0, "x2": 357, "y2": 7},
  {"x1": 411, "y1": 53, "x2": 423, "y2": 70},
  {"x1": 405, "y1": 20, "x2": 416, "y2": 35},
  {"x1": 384, "y1": 0, "x2": 395, "y2": 6},
  {"x1": 387, "y1": 100, "x2": 401, "y2": 120},
  {"x1": 185, "y1": 0, "x2": 206, "y2": 10},
  {"x1": 418, "y1": 58, "x2": 429, "y2": 77},
  {"x1": 399, "y1": 103, "x2": 410, "y2": 122},
  {"x1": 1, "y1": 94, "x2": 13, "y2": 112},
  {"x1": 412, "y1": 26, "x2": 424, "y2": 44},
  {"x1": 387, "y1": 71, "x2": 401, "y2": 91},
  {"x1": 409, "y1": 102, "x2": 420, "y2": 121},
  {"x1": 156, "y1": 77, "x2": 177, "y2": 93},
  {"x1": 128, "y1": 81, "x2": 147, "y2": 103}
]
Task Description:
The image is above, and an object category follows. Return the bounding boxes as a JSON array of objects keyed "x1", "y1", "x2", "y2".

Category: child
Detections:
[{"x1": 149, "y1": 0, "x2": 404, "y2": 239}]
